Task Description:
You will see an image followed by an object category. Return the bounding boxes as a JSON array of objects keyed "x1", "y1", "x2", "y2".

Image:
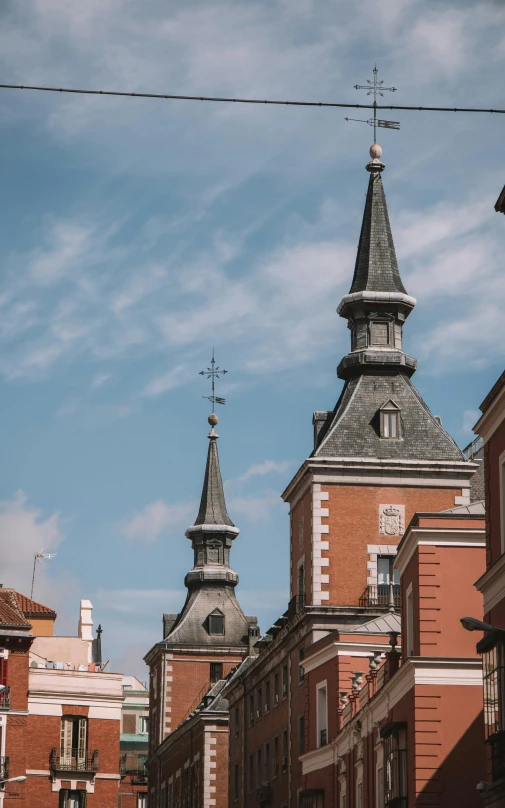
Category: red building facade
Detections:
[
  {"x1": 473, "y1": 371, "x2": 505, "y2": 806},
  {"x1": 300, "y1": 506, "x2": 487, "y2": 808}
]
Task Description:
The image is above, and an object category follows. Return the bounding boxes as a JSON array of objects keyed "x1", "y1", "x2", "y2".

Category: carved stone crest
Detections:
[{"x1": 379, "y1": 505, "x2": 404, "y2": 536}]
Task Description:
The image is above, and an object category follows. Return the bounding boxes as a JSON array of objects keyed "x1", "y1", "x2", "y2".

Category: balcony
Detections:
[
  {"x1": 0, "y1": 687, "x2": 10, "y2": 710},
  {"x1": 359, "y1": 584, "x2": 400, "y2": 610},
  {"x1": 0, "y1": 757, "x2": 9, "y2": 781},
  {"x1": 50, "y1": 748, "x2": 99, "y2": 774},
  {"x1": 488, "y1": 731, "x2": 505, "y2": 782},
  {"x1": 120, "y1": 753, "x2": 148, "y2": 783}
]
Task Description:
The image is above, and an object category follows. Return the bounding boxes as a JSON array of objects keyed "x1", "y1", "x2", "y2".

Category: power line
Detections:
[{"x1": 0, "y1": 82, "x2": 504, "y2": 114}]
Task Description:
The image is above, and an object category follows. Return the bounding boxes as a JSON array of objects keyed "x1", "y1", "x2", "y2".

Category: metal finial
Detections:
[
  {"x1": 199, "y1": 349, "x2": 228, "y2": 415},
  {"x1": 346, "y1": 65, "x2": 400, "y2": 143}
]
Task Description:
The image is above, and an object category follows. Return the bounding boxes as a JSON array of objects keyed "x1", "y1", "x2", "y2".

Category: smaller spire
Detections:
[{"x1": 193, "y1": 414, "x2": 234, "y2": 528}]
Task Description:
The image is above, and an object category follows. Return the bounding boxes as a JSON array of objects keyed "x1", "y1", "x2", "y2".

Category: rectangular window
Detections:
[
  {"x1": 281, "y1": 729, "x2": 288, "y2": 771},
  {"x1": 340, "y1": 797, "x2": 346, "y2": 808},
  {"x1": 282, "y1": 665, "x2": 288, "y2": 699},
  {"x1": 60, "y1": 716, "x2": 88, "y2": 768},
  {"x1": 381, "y1": 410, "x2": 400, "y2": 439},
  {"x1": 234, "y1": 706, "x2": 239, "y2": 738},
  {"x1": 383, "y1": 726, "x2": 407, "y2": 806},
  {"x1": 406, "y1": 583, "x2": 414, "y2": 657},
  {"x1": 168, "y1": 782, "x2": 174, "y2": 808},
  {"x1": 299, "y1": 648, "x2": 305, "y2": 684},
  {"x1": 298, "y1": 563, "x2": 305, "y2": 609},
  {"x1": 316, "y1": 683, "x2": 327, "y2": 747},
  {"x1": 273, "y1": 672, "x2": 279, "y2": 706},
  {"x1": 482, "y1": 637, "x2": 505, "y2": 782},
  {"x1": 210, "y1": 662, "x2": 223, "y2": 682},
  {"x1": 273, "y1": 736, "x2": 279, "y2": 778},
  {"x1": 264, "y1": 742, "x2": 270, "y2": 782},
  {"x1": 249, "y1": 694, "x2": 254, "y2": 726},
  {"x1": 139, "y1": 715, "x2": 149, "y2": 734},
  {"x1": 256, "y1": 748, "x2": 262, "y2": 787},
  {"x1": 298, "y1": 715, "x2": 305, "y2": 755},
  {"x1": 233, "y1": 763, "x2": 239, "y2": 801},
  {"x1": 209, "y1": 613, "x2": 224, "y2": 635},
  {"x1": 265, "y1": 679, "x2": 270, "y2": 713},
  {"x1": 249, "y1": 755, "x2": 254, "y2": 793},
  {"x1": 137, "y1": 795, "x2": 147, "y2": 808},
  {"x1": 256, "y1": 686, "x2": 262, "y2": 720},
  {"x1": 58, "y1": 792, "x2": 87, "y2": 808},
  {"x1": 376, "y1": 766, "x2": 384, "y2": 808},
  {"x1": 357, "y1": 781, "x2": 363, "y2": 808}
]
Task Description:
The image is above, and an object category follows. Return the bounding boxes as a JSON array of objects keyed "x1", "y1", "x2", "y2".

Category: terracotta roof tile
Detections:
[
  {"x1": 0, "y1": 589, "x2": 31, "y2": 628},
  {"x1": 14, "y1": 592, "x2": 56, "y2": 617}
]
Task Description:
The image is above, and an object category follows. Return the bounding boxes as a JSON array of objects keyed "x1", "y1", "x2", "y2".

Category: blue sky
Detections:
[{"x1": 0, "y1": 0, "x2": 504, "y2": 679}]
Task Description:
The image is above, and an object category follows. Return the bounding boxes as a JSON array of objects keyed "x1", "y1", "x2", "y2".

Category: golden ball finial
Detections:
[{"x1": 208, "y1": 413, "x2": 219, "y2": 427}]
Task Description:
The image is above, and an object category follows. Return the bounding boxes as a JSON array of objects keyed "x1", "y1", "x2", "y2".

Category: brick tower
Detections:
[
  {"x1": 145, "y1": 413, "x2": 258, "y2": 748},
  {"x1": 284, "y1": 142, "x2": 478, "y2": 613}
]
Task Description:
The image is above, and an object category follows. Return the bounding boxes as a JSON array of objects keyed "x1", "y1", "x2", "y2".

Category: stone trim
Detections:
[
  {"x1": 311, "y1": 485, "x2": 329, "y2": 606},
  {"x1": 203, "y1": 728, "x2": 218, "y2": 808}
]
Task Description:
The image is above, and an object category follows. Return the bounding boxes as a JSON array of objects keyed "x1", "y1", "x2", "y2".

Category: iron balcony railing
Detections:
[
  {"x1": 50, "y1": 748, "x2": 99, "y2": 773},
  {"x1": 0, "y1": 757, "x2": 9, "y2": 781},
  {"x1": 0, "y1": 687, "x2": 10, "y2": 710},
  {"x1": 359, "y1": 583, "x2": 400, "y2": 610},
  {"x1": 487, "y1": 731, "x2": 505, "y2": 782},
  {"x1": 120, "y1": 753, "x2": 148, "y2": 782}
]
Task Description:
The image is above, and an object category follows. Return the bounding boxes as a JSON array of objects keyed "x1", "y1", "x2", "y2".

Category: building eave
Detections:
[{"x1": 394, "y1": 525, "x2": 485, "y2": 577}]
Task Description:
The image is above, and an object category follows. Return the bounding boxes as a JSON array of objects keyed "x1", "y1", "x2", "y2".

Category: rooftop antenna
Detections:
[
  {"x1": 345, "y1": 64, "x2": 400, "y2": 140},
  {"x1": 30, "y1": 549, "x2": 56, "y2": 601},
  {"x1": 199, "y1": 349, "x2": 228, "y2": 414}
]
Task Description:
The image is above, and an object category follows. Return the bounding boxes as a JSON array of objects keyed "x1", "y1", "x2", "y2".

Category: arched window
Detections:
[{"x1": 208, "y1": 610, "x2": 224, "y2": 635}]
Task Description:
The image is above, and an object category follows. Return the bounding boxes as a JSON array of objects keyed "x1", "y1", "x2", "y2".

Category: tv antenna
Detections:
[
  {"x1": 345, "y1": 65, "x2": 400, "y2": 141},
  {"x1": 30, "y1": 550, "x2": 56, "y2": 612},
  {"x1": 199, "y1": 350, "x2": 228, "y2": 413}
]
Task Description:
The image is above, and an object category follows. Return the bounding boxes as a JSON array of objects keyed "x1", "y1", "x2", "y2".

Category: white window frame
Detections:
[
  {"x1": 316, "y1": 681, "x2": 328, "y2": 748},
  {"x1": 406, "y1": 583, "x2": 414, "y2": 657},
  {"x1": 338, "y1": 776, "x2": 346, "y2": 808},
  {"x1": 375, "y1": 741, "x2": 384, "y2": 808}
]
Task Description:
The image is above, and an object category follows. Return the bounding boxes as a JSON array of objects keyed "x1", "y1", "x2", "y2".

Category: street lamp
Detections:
[
  {"x1": 460, "y1": 616, "x2": 505, "y2": 634},
  {"x1": 0, "y1": 776, "x2": 27, "y2": 785}
]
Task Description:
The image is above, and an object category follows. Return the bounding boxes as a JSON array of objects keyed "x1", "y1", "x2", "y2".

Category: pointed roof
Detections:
[
  {"x1": 349, "y1": 163, "x2": 407, "y2": 296},
  {"x1": 193, "y1": 428, "x2": 234, "y2": 527}
]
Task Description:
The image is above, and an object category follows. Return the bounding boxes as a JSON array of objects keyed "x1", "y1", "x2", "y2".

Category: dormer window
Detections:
[
  {"x1": 208, "y1": 610, "x2": 224, "y2": 635},
  {"x1": 379, "y1": 400, "x2": 401, "y2": 439}
]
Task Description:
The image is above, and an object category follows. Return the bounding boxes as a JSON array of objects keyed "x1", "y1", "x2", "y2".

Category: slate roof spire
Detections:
[
  {"x1": 337, "y1": 144, "x2": 417, "y2": 381},
  {"x1": 194, "y1": 414, "x2": 234, "y2": 528},
  {"x1": 349, "y1": 143, "x2": 407, "y2": 295}
]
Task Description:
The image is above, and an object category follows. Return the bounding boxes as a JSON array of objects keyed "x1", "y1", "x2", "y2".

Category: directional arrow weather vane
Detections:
[
  {"x1": 199, "y1": 350, "x2": 228, "y2": 413},
  {"x1": 345, "y1": 64, "x2": 400, "y2": 140}
]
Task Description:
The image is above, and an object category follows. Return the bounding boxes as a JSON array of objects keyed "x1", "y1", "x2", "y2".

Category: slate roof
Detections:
[
  {"x1": 193, "y1": 433, "x2": 234, "y2": 527},
  {"x1": 441, "y1": 500, "x2": 485, "y2": 515},
  {"x1": 349, "y1": 611, "x2": 401, "y2": 634},
  {"x1": 164, "y1": 585, "x2": 254, "y2": 647},
  {"x1": 314, "y1": 373, "x2": 464, "y2": 461},
  {"x1": 14, "y1": 592, "x2": 56, "y2": 618},
  {"x1": 0, "y1": 588, "x2": 31, "y2": 629},
  {"x1": 349, "y1": 169, "x2": 407, "y2": 296}
]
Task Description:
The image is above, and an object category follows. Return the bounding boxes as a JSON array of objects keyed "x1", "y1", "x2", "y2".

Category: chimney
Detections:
[{"x1": 78, "y1": 600, "x2": 94, "y2": 641}]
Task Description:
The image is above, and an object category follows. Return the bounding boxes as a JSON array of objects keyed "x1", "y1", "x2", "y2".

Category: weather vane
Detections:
[
  {"x1": 199, "y1": 350, "x2": 227, "y2": 413},
  {"x1": 345, "y1": 65, "x2": 400, "y2": 141}
]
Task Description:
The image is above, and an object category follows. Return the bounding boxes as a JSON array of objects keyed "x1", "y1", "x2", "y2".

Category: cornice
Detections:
[
  {"x1": 474, "y1": 382, "x2": 505, "y2": 443},
  {"x1": 394, "y1": 527, "x2": 485, "y2": 576},
  {"x1": 282, "y1": 457, "x2": 477, "y2": 503},
  {"x1": 475, "y1": 552, "x2": 505, "y2": 613},
  {"x1": 303, "y1": 641, "x2": 394, "y2": 674}
]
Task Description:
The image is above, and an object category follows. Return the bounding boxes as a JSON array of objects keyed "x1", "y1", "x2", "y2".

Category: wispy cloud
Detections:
[
  {"x1": 238, "y1": 459, "x2": 292, "y2": 483},
  {"x1": 121, "y1": 500, "x2": 196, "y2": 543}
]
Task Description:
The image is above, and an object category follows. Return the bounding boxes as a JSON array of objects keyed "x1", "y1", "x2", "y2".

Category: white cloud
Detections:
[
  {"x1": 228, "y1": 494, "x2": 282, "y2": 522},
  {"x1": 0, "y1": 490, "x2": 64, "y2": 599},
  {"x1": 238, "y1": 459, "x2": 292, "y2": 482},
  {"x1": 91, "y1": 372, "x2": 111, "y2": 389},
  {"x1": 121, "y1": 500, "x2": 196, "y2": 542},
  {"x1": 142, "y1": 365, "x2": 193, "y2": 397}
]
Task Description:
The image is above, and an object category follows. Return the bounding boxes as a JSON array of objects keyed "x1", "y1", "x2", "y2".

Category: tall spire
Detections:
[
  {"x1": 194, "y1": 415, "x2": 234, "y2": 527},
  {"x1": 337, "y1": 144, "x2": 417, "y2": 381},
  {"x1": 349, "y1": 144, "x2": 406, "y2": 296}
]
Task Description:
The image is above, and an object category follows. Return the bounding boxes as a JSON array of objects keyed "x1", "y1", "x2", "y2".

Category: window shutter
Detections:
[
  {"x1": 78, "y1": 718, "x2": 87, "y2": 763},
  {"x1": 80, "y1": 792, "x2": 87, "y2": 808},
  {"x1": 58, "y1": 791, "x2": 68, "y2": 808},
  {"x1": 0, "y1": 658, "x2": 8, "y2": 687}
]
